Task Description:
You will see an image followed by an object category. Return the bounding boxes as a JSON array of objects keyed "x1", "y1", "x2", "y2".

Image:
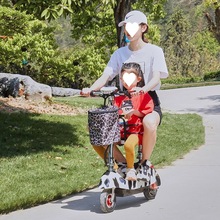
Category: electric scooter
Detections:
[{"x1": 88, "y1": 87, "x2": 161, "y2": 213}]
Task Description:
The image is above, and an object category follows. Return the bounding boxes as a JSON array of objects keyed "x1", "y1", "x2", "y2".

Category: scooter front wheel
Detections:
[
  {"x1": 143, "y1": 187, "x2": 157, "y2": 200},
  {"x1": 100, "y1": 189, "x2": 116, "y2": 213}
]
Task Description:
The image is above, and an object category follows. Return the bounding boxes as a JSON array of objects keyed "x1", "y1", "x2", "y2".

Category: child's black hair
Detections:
[{"x1": 121, "y1": 62, "x2": 145, "y2": 88}]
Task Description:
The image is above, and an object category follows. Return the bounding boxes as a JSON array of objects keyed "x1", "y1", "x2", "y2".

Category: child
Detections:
[{"x1": 114, "y1": 62, "x2": 154, "y2": 180}]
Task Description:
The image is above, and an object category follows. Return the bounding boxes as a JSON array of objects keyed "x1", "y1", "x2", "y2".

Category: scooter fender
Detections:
[
  {"x1": 99, "y1": 170, "x2": 144, "y2": 190},
  {"x1": 136, "y1": 164, "x2": 157, "y2": 184}
]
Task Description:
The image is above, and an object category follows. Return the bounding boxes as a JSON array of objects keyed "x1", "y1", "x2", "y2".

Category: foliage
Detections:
[
  {"x1": 0, "y1": 6, "x2": 78, "y2": 87},
  {"x1": 49, "y1": 16, "x2": 76, "y2": 49},
  {"x1": 6, "y1": 0, "x2": 75, "y2": 21},
  {"x1": 161, "y1": 9, "x2": 197, "y2": 76},
  {"x1": 6, "y1": 0, "x2": 166, "y2": 47},
  {"x1": 68, "y1": 1, "x2": 166, "y2": 87},
  {"x1": 133, "y1": 0, "x2": 167, "y2": 20},
  {"x1": 0, "y1": 0, "x2": 12, "y2": 7},
  {"x1": 0, "y1": 6, "x2": 53, "y2": 77},
  {"x1": 1, "y1": 1, "x2": 219, "y2": 88},
  {"x1": 197, "y1": 0, "x2": 220, "y2": 43},
  {"x1": 70, "y1": 1, "x2": 166, "y2": 48},
  {"x1": 161, "y1": 8, "x2": 220, "y2": 78},
  {"x1": 70, "y1": 2, "x2": 117, "y2": 50},
  {"x1": 51, "y1": 0, "x2": 166, "y2": 88},
  {"x1": 0, "y1": 1, "x2": 167, "y2": 89},
  {"x1": 67, "y1": 45, "x2": 109, "y2": 88},
  {"x1": 204, "y1": 70, "x2": 220, "y2": 81},
  {"x1": 162, "y1": 76, "x2": 203, "y2": 85},
  {"x1": 190, "y1": 30, "x2": 220, "y2": 73}
]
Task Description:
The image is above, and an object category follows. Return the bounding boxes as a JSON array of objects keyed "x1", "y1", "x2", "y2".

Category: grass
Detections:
[
  {"x1": 161, "y1": 80, "x2": 220, "y2": 90},
  {"x1": 0, "y1": 95, "x2": 205, "y2": 214},
  {"x1": 54, "y1": 96, "x2": 103, "y2": 108},
  {"x1": 153, "y1": 113, "x2": 204, "y2": 165}
]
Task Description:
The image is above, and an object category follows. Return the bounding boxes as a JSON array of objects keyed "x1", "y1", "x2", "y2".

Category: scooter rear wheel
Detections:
[
  {"x1": 100, "y1": 189, "x2": 116, "y2": 213},
  {"x1": 144, "y1": 173, "x2": 161, "y2": 200}
]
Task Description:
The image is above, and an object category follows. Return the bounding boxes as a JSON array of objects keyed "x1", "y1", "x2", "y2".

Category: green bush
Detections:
[
  {"x1": 203, "y1": 71, "x2": 220, "y2": 81},
  {"x1": 0, "y1": 6, "x2": 63, "y2": 84},
  {"x1": 0, "y1": 6, "x2": 110, "y2": 89},
  {"x1": 162, "y1": 75, "x2": 203, "y2": 84}
]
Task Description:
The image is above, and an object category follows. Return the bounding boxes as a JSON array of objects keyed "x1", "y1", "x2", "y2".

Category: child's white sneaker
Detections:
[{"x1": 126, "y1": 168, "x2": 137, "y2": 181}]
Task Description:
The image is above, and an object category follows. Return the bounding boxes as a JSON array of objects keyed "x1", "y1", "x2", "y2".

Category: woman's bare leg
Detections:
[{"x1": 142, "y1": 111, "x2": 160, "y2": 162}]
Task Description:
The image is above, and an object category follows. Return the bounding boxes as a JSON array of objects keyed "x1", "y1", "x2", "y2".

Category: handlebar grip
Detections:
[
  {"x1": 83, "y1": 90, "x2": 135, "y2": 97},
  {"x1": 90, "y1": 91, "x2": 103, "y2": 97}
]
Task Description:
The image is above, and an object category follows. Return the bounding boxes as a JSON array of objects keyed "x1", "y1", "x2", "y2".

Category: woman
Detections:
[{"x1": 82, "y1": 10, "x2": 168, "y2": 166}]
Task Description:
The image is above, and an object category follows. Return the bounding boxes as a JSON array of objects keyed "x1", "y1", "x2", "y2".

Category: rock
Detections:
[
  {"x1": 0, "y1": 77, "x2": 20, "y2": 98},
  {"x1": 0, "y1": 73, "x2": 81, "y2": 101},
  {"x1": 51, "y1": 87, "x2": 81, "y2": 97},
  {"x1": 0, "y1": 73, "x2": 52, "y2": 102}
]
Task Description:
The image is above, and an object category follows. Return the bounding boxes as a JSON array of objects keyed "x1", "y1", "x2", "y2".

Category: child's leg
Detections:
[
  {"x1": 113, "y1": 144, "x2": 127, "y2": 163},
  {"x1": 93, "y1": 145, "x2": 106, "y2": 159},
  {"x1": 93, "y1": 145, "x2": 126, "y2": 162},
  {"x1": 124, "y1": 134, "x2": 139, "y2": 168},
  {"x1": 93, "y1": 145, "x2": 125, "y2": 170}
]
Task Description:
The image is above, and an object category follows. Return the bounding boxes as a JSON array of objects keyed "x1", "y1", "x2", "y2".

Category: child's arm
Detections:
[{"x1": 125, "y1": 109, "x2": 144, "y2": 120}]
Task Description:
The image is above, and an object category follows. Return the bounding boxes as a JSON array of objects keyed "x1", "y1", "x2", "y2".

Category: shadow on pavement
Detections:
[
  {"x1": 198, "y1": 95, "x2": 220, "y2": 102},
  {"x1": 52, "y1": 190, "x2": 149, "y2": 213},
  {"x1": 185, "y1": 95, "x2": 220, "y2": 115},
  {"x1": 186, "y1": 106, "x2": 220, "y2": 115}
]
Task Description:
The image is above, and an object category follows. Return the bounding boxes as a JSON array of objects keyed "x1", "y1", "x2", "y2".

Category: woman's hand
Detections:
[{"x1": 81, "y1": 88, "x2": 92, "y2": 96}]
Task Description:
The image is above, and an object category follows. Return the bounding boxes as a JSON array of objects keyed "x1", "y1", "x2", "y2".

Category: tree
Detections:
[
  {"x1": 4, "y1": 0, "x2": 166, "y2": 47},
  {"x1": 162, "y1": 9, "x2": 197, "y2": 77},
  {"x1": 162, "y1": 7, "x2": 220, "y2": 79},
  {"x1": 201, "y1": 0, "x2": 220, "y2": 44}
]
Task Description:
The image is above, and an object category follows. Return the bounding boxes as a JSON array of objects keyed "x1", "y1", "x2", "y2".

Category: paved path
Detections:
[{"x1": 1, "y1": 85, "x2": 220, "y2": 220}]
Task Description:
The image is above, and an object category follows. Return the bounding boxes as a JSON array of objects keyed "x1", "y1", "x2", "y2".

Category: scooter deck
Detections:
[{"x1": 99, "y1": 167, "x2": 157, "y2": 191}]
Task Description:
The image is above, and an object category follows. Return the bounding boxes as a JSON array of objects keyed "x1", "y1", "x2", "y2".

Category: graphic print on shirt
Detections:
[{"x1": 121, "y1": 99, "x2": 133, "y2": 115}]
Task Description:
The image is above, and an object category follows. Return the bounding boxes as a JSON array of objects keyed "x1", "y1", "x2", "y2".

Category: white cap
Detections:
[{"x1": 118, "y1": 10, "x2": 147, "y2": 27}]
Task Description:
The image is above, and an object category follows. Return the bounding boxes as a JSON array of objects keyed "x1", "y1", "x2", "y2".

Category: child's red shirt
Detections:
[{"x1": 114, "y1": 92, "x2": 154, "y2": 144}]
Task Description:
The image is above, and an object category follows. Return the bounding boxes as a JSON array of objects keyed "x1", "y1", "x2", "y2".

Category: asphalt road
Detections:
[{"x1": 1, "y1": 85, "x2": 220, "y2": 220}]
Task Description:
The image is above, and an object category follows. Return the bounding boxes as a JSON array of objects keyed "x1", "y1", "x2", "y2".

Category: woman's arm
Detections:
[
  {"x1": 142, "y1": 70, "x2": 161, "y2": 93},
  {"x1": 90, "y1": 73, "x2": 109, "y2": 90},
  {"x1": 81, "y1": 73, "x2": 110, "y2": 95}
]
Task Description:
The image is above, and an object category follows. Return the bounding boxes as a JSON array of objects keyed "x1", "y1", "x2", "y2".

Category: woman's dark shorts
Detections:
[{"x1": 148, "y1": 91, "x2": 162, "y2": 125}]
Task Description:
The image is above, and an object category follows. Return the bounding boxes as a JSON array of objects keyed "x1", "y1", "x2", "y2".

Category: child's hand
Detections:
[
  {"x1": 125, "y1": 110, "x2": 134, "y2": 120},
  {"x1": 131, "y1": 87, "x2": 145, "y2": 96},
  {"x1": 125, "y1": 109, "x2": 144, "y2": 119}
]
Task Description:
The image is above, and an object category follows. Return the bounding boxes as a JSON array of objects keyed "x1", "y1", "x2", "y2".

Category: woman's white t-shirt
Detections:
[{"x1": 103, "y1": 43, "x2": 168, "y2": 90}]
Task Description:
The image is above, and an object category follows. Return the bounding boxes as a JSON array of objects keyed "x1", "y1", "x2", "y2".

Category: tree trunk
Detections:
[
  {"x1": 205, "y1": 5, "x2": 220, "y2": 44},
  {"x1": 215, "y1": 5, "x2": 220, "y2": 43},
  {"x1": 11, "y1": 0, "x2": 17, "y2": 5},
  {"x1": 114, "y1": 0, "x2": 133, "y2": 48}
]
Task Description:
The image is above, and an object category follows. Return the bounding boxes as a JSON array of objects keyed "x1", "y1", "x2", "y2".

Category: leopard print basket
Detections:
[{"x1": 88, "y1": 106, "x2": 120, "y2": 146}]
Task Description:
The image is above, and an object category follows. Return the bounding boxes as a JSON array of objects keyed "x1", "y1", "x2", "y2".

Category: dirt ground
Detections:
[{"x1": 0, "y1": 96, "x2": 85, "y2": 115}]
